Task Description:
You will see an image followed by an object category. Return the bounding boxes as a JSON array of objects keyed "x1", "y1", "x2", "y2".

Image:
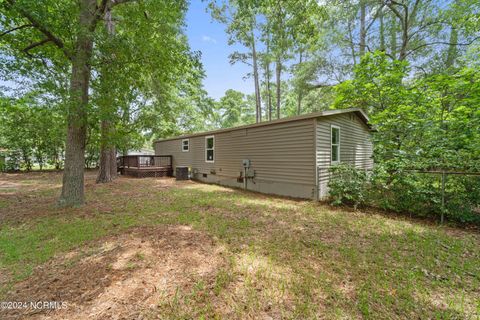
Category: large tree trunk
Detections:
[
  {"x1": 265, "y1": 32, "x2": 272, "y2": 121},
  {"x1": 96, "y1": 149, "x2": 112, "y2": 183},
  {"x1": 390, "y1": 1, "x2": 419, "y2": 61},
  {"x1": 379, "y1": 6, "x2": 385, "y2": 52},
  {"x1": 359, "y1": 1, "x2": 366, "y2": 57},
  {"x1": 97, "y1": 146, "x2": 117, "y2": 182},
  {"x1": 399, "y1": 23, "x2": 409, "y2": 61},
  {"x1": 252, "y1": 30, "x2": 262, "y2": 123},
  {"x1": 275, "y1": 58, "x2": 281, "y2": 119},
  {"x1": 390, "y1": 15, "x2": 397, "y2": 59},
  {"x1": 97, "y1": 120, "x2": 114, "y2": 183},
  {"x1": 347, "y1": 19, "x2": 357, "y2": 66},
  {"x1": 58, "y1": 0, "x2": 96, "y2": 207},
  {"x1": 296, "y1": 51, "x2": 303, "y2": 115},
  {"x1": 97, "y1": 8, "x2": 117, "y2": 184},
  {"x1": 110, "y1": 146, "x2": 117, "y2": 178},
  {"x1": 446, "y1": 26, "x2": 458, "y2": 68},
  {"x1": 265, "y1": 61, "x2": 272, "y2": 121}
]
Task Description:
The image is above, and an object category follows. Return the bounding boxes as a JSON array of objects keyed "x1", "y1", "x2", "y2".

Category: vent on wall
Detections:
[{"x1": 203, "y1": 173, "x2": 207, "y2": 178}]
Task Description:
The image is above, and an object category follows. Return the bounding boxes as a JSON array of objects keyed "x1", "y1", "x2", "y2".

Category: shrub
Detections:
[
  {"x1": 372, "y1": 168, "x2": 480, "y2": 224},
  {"x1": 328, "y1": 163, "x2": 480, "y2": 225},
  {"x1": 328, "y1": 163, "x2": 368, "y2": 209},
  {"x1": 5, "y1": 151, "x2": 21, "y2": 171}
]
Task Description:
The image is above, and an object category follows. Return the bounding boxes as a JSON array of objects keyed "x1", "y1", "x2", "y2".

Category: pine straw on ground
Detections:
[{"x1": 0, "y1": 171, "x2": 479, "y2": 319}]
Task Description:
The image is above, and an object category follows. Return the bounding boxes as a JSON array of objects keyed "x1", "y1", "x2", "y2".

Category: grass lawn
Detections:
[{"x1": 0, "y1": 171, "x2": 479, "y2": 319}]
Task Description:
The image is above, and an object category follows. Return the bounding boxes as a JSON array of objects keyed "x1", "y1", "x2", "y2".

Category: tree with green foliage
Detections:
[
  {"x1": 2, "y1": 0, "x2": 144, "y2": 205},
  {"x1": 332, "y1": 52, "x2": 480, "y2": 222},
  {"x1": 215, "y1": 89, "x2": 255, "y2": 128},
  {"x1": 1, "y1": 0, "x2": 200, "y2": 205},
  {"x1": 209, "y1": 0, "x2": 323, "y2": 121},
  {"x1": 335, "y1": 52, "x2": 479, "y2": 171},
  {"x1": 286, "y1": 0, "x2": 479, "y2": 113},
  {"x1": 91, "y1": 0, "x2": 195, "y2": 183},
  {"x1": 0, "y1": 95, "x2": 65, "y2": 171},
  {"x1": 209, "y1": 0, "x2": 263, "y2": 123},
  {"x1": 262, "y1": 0, "x2": 323, "y2": 118}
]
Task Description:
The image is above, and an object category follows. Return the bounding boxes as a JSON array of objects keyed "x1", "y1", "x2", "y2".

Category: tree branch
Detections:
[
  {"x1": 22, "y1": 38, "x2": 51, "y2": 53},
  {"x1": 94, "y1": 0, "x2": 137, "y2": 26},
  {"x1": 343, "y1": 38, "x2": 376, "y2": 55},
  {"x1": 308, "y1": 81, "x2": 345, "y2": 90},
  {"x1": 95, "y1": 0, "x2": 110, "y2": 22},
  {"x1": 383, "y1": 51, "x2": 396, "y2": 60},
  {"x1": 0, "y1": 24, "x2": 33, "y2": 37},
  {"x1": 111, "y1": 0, "x2": 137, "y2": 6},
  {"x1": 407, "y1": 19, "x2": 447, "y2": 41},
  {"x1": 366, "y1": 4, "x2": 385, "y2": 32},
  {"x1": 98, "y1": 0, "x2": 137, "y2": 13},
  {"x1": 386, "y1": 2, "x2": 405, "y2": 29},
  {"x1": 388, "y1": 0, "x2": 408, "y2": 10},
  {"x1": 5, "y1": 0, "x2": 72, "y2": 59},
  {"x1": 405, "y1": 37, "x2": 480, "y2": 58},
  {"x1": 410, "y1": 0, "x2": 421, "y2": 23}
]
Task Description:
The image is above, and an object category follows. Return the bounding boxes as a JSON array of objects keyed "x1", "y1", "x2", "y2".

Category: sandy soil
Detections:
[{"x1": 3, "y1": 225, "x2": 225, "y2": 320}]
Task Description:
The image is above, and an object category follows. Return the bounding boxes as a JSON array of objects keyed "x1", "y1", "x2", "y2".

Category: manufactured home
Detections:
[{"x1": 154, "y1": 108, "x2": 374, "y2": 200}]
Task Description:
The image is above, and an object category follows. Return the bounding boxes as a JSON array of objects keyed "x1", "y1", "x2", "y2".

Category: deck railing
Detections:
[{"x1": 117, "y1": 155, "x2": 172, "y2": 169}]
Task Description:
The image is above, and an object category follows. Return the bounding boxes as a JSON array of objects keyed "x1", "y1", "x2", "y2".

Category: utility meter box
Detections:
[
  {"x1": 242, "y1": 159, "x2": 251, "y2": 168},
  {"x1": 245, "y1": 168, "x2": 256, "y2": 178}
]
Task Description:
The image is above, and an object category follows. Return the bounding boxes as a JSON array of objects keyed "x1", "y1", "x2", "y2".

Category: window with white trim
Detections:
[
  {"x1": 331, "y1": 125, "x2": 340, "y2": 163},
  {"x1": 205, "y1": 136, "x2": 214, "y2": 163},
  {"x1": 182, "y1": 139, "x2": 189, "y2": 152}
]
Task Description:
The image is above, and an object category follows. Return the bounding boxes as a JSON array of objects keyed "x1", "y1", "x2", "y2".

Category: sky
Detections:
[{"x1": 185, "y1": 1, "x2": 253, "y2": 100}]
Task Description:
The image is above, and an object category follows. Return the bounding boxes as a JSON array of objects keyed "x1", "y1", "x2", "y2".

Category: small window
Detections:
[
  {"x1": 205, "y1": 135, "x2": 214, "y2": 163},
  {"x1": 331, "y1": 125, "x2": 340, "y2": 163},
  {"x1": 182, "y1": 139, "x2": 189, "y2": 152}
]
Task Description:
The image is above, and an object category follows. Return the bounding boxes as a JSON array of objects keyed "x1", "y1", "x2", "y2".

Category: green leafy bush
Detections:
[
  {"x1": 5, "y1": 151, "x2": 21, "y2": 172},
  {"x1": 371, "y1": 168, "x2": 480, "y2": 224},
  {"x1": 328, "y1": 163, "x2": 368, "y2": 209},
  {"x1": 328, "y1": 163, "x2": 480, "y2": 225}
]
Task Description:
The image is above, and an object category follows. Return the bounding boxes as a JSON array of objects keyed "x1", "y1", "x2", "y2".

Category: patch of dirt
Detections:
[
  {"x1": 0, "y1": 172, "x2": 193, "y2": 225},
  {"x1": 0, "y1": 181, "x2": 22, "y2": 191},
  {"x1": 2, "y1": 225, "x2": 225, "y2": 320},
  {"x1": 0, "y1": 171, "x2": 91, "y2": 225}
]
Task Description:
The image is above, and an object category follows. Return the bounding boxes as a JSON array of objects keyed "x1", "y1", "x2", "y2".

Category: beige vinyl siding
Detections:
[
  {"x1": 155, "y1": 110, "x2": 373, "y2": 200},
  {"x1": 155, "y1": 119, "x2": 316, "y2": 197},
  {"x1": 316, "y1": 113, "x2": 373, "y2": 199},
  {"x1": 155, "y1": 139, "x2": 193, "y2": 168}
]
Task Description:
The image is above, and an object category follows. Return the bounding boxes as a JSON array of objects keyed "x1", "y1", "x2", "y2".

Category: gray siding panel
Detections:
[
  {"x1": 316, "y1": 113, "x2": 374, "y2": 199},
  {"x1": 154, "y1": 112, "x2": 373, "y2": 200},
  {"x1": 155, "y1": 119, "x2": 316, "y2": 198}
]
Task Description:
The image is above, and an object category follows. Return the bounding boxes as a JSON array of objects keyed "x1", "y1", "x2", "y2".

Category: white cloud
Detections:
[{"x1": 202, "y1": 35, "x2": 217, "y2": 44}]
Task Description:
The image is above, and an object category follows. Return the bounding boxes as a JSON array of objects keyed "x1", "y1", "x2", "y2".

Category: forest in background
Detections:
[{"x1": 0, "y1": 0, "x2": 479, "y2": 220}]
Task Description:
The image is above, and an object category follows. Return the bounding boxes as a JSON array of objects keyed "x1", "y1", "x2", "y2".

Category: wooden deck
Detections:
[{"x1": 117, "y1": 155, "x2": 173, "y2": 178}]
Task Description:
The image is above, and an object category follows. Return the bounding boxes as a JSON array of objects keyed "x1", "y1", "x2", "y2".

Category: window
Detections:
[
  {"x1": 182, "y1": 139, "x2": 189, "y2": 152},
  {"x1": 205, "y1": 136, "x2": 214, "y2": 163},
  {"x1": 331, "y1": 125, "x2": 340, "y2": 163}
]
